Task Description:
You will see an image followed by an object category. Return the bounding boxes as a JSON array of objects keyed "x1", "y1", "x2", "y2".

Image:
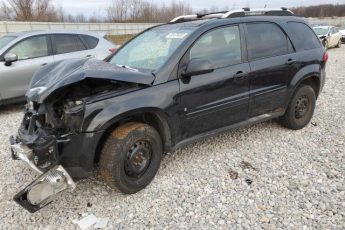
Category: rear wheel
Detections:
[
  {"x1": 100, "y1": 122, "x2": 163, "y2": 194},
  {"x1": 279, "y1": 85, "x2": 316, "y2": 130}
]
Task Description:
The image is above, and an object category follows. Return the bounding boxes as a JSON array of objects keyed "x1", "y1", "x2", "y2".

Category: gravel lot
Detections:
[{"x1": 0, "y1": 46, "x2": 344, "y2": 229}]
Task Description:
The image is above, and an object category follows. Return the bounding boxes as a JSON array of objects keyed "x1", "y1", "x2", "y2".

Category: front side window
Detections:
[
  {"x1": 246, "y1": 23, "x2": 289, "y2": 60},
  {"x1": 189, "y1": 26, "x2": 242, "y2": 69},
  {"x1": 7, "y1": 35, "x2": 48, "y2": 60},
  {"x1": 0, "y1": 36, "x2": 17, "y2": 50},
  {"x1": 109, "y1": 25, "x2": 196, "y2": 72},
  {"x1": 53, "y1": 34, "x2": 86, "y2": 54}
]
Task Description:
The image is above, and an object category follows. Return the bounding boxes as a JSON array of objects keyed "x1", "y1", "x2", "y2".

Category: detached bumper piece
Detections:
[
  {"x1": 10, "y1": 136, "x2": 76, "y2": 213},
  {"x1": 13, "y1": 165, "x2": 76, "y2": 213}
]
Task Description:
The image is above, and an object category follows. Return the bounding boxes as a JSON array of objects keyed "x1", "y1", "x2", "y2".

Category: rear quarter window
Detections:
[
  {"x1": 81, "y1": 35, "x2": 99, "y2": 49},
  {"x1": 286, "y1": 22, "x2": 321, "y2": 51}
]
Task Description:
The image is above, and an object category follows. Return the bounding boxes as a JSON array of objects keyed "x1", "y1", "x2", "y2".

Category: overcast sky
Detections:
[{"x1": 2, "y1": 0, "x2": 345, "y2": 17}]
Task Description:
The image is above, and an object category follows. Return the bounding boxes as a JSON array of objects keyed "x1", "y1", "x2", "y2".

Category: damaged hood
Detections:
[{"x1": 26, "y1": 58, "x2": 155, "y2": 103}]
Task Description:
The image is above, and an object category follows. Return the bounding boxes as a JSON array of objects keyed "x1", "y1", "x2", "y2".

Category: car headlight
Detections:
[{"x1": 13, "y1": 165, "x2": 76, "y2": 213}]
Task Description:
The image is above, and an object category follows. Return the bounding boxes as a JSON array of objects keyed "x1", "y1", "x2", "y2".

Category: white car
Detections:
[{"x1": 313, "y1": 26, "x2": 342, "y2": 49}]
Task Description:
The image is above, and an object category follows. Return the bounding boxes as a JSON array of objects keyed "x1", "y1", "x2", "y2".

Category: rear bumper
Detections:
[{"x1": 10, "y1": 136, "x2": 76, "y2": 213}]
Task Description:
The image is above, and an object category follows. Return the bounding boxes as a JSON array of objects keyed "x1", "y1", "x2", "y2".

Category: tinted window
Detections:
[
  {"x1": 53, "y1": 34, "x2": 86, "y2": 54},
  {"x1": 190, "y1": 26, "x2": 242, "y2": 69},
  {"x1": 81, "y1": 35, "x2": 99, "y2": 49},
  {"x1": 7, "y1": 35, "x2": 48, "y2": 60},
  {"x1": 246, "y1": 23, "x2": 289, "y2": 60},
  {"x1": 288, "y1": 22, "x2": 321, "y2": 51}
]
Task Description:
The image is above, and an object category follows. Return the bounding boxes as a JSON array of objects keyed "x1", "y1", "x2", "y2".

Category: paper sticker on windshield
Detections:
[{"x1": 166, "y1": 33, "x2": 188, "y2": 39}]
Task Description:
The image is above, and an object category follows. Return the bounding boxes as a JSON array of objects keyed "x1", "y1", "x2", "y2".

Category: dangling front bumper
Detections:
[{"x1": 10, "y1": 136, "x2": 76, "y2": 213}]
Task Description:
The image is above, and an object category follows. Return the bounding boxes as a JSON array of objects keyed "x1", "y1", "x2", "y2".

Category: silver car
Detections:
[{"x1": 0, "y1": 31, "x2": 116, "y2": 105}]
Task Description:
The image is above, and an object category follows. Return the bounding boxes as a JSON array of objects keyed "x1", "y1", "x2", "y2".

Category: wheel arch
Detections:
[
  {"x1": 93, "y1": 108, "x2": 174, "y2": 164},
  {"x1": 289, "y1": 64, "x2": 321, "y2": 99}
]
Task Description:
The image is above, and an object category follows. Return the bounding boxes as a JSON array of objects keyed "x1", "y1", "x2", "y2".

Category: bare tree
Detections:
[
  {"x1": 1, "y1": 0, "x2": 59, "y2": 21},
  {"x1": 107, "y1": 0, "x2": 193, "y2": 23}
]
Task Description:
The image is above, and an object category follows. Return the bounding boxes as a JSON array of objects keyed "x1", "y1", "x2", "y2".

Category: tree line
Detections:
[
  {"x1": 1, "y1": 0, "x2": 345, "y2": 23},
  {"x1": 291, "y1": 4, "x2": 345, "y2": 17}
]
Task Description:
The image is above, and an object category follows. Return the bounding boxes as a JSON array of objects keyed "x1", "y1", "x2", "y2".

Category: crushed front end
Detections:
[
  {"x1": 10, "y1": 97, "x2": 84, "y2": 212},
  {"x1": 9, "y1": 58, "x2": 152, "y2": 213},
  {"x1": 10, "y1": 80, "x2": 131, "y2": 212}
]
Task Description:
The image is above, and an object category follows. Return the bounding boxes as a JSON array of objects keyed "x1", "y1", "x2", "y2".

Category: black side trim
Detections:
[{"x1": 173, "y1": 111, "x2": 284, "y2": 150}]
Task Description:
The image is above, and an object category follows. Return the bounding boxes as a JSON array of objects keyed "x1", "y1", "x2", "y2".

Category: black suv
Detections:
[{"x1": 10, "y1": 8, "x2": 327, "y2": 212}]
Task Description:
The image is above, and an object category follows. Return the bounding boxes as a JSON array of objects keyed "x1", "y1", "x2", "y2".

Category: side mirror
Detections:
[
  {"x1": 4, "y1": 53, "x2": 18, "y2": 66},
  {"x1": 181, "y1": 58, "x2": 214, "y2": 77}
]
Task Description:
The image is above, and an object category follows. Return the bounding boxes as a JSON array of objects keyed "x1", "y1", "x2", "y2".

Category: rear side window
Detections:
[
  {"x1": 287, "y1": 22, "x2": 321, "y2": 51},
  {"x1": 246, "y1": 23, "x2": 290, "y2": 60},
  {"x1": 53, "y1": 34, "x2": 86, "y2": 54},
  {"x1": 81, "y1": 35, "x2": 99, "y2": 49}
]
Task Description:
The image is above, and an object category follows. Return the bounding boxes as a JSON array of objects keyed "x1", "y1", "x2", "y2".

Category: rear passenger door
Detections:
[
  {"x1": 51, "y1": 34, "x2": 93, "y2": 62},
  {"x1": 244, "y1": 22, "x2": 296, "y2": 117}
]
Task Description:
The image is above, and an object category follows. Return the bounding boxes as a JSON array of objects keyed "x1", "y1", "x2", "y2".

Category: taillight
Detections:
[
  {"x1": 109, "y1": 48, "x2": 117, "y2": 53},
  {"x1": 323, "y1": 52, "x2": 328, "y2": 63}
]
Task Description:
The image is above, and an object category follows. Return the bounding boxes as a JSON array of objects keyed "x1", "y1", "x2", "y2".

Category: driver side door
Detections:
[
  {"x1": 177, "y1": 25, "x2": 250, "y2": 140},
  {"x1": 0, "y1": 35, "x2": 54, "y2": 100}
]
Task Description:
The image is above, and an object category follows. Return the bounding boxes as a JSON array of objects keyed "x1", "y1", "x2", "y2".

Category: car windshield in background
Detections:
[
  {"x1": 0, "y1": 36, "x2": 17, "y2": 50},
  {"x1": 313, "y1": 27, "x2": 329, "y2": 36},
  {"x1": 109, "y1": 26, "x2": 195, "y2": 72}
]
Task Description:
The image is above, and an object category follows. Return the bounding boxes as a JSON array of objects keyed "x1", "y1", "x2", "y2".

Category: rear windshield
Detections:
[
  {"x1": 0, "y1": 36, "x2": 17, "y2": 50},
  {"x1": 109, "y1": 26, "x2": 196, "y2": 72}
]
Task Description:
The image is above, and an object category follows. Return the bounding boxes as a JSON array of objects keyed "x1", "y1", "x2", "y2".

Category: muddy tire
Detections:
[
  {"x1": 279, "y1": 85, "x2": 316, "y2": 130},
  {"x1": 100, "y1": 122, "x2": 162, "y2": 194}
]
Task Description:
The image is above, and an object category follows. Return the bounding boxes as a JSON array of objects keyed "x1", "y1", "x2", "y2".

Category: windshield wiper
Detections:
[{"x1": 116, "y1": 64, "x2": 138, "y2": 72}]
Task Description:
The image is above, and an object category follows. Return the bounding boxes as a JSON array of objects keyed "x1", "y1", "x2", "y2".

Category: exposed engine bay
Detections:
[{"x1": 24, "y1": 78, "x2": 137, "y2": 137}]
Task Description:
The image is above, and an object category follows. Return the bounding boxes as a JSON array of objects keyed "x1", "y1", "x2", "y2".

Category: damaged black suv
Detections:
[{"x1": 10, "y1": 8, "x2": 327, "y2": 212}]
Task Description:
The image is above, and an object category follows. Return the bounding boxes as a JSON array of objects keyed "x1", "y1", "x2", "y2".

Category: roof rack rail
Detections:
[
  {"x1": 222, "y1": 8, "x2": 294, "y2": 18},
  {"x1": 170, "y1": 7, "x2": 294, "y2": 23},
  {"x1": 170, "y1": 12, "x2": 226, "y2": 23}
]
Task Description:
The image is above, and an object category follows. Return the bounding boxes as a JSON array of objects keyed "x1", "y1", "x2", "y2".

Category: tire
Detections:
[
  {"x1": 279, "y1": 85, "x2": 316, "y2": 130},
  {"x1": 100, "y1": 122, "x2": 163, "y2": 194},
  {"x1": 336, "y1": 39, "x2": 341, "y2": 48}
]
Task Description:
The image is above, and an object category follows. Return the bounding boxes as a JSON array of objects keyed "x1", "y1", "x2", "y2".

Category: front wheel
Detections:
[
  {"x1": 279, "y1": 85, "x2": 316, "y2": 130},
  {"x1": 100, "y1": 122, "x2": 163, "y2": 194},
  {"x1": 336, "y1": 39, "x2": 342, "y2": 48}
]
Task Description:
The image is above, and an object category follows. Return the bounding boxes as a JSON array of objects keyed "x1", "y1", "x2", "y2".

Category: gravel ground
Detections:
[{"x1": 0, "y1": 46, "x2": 344, "y2": 230}]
